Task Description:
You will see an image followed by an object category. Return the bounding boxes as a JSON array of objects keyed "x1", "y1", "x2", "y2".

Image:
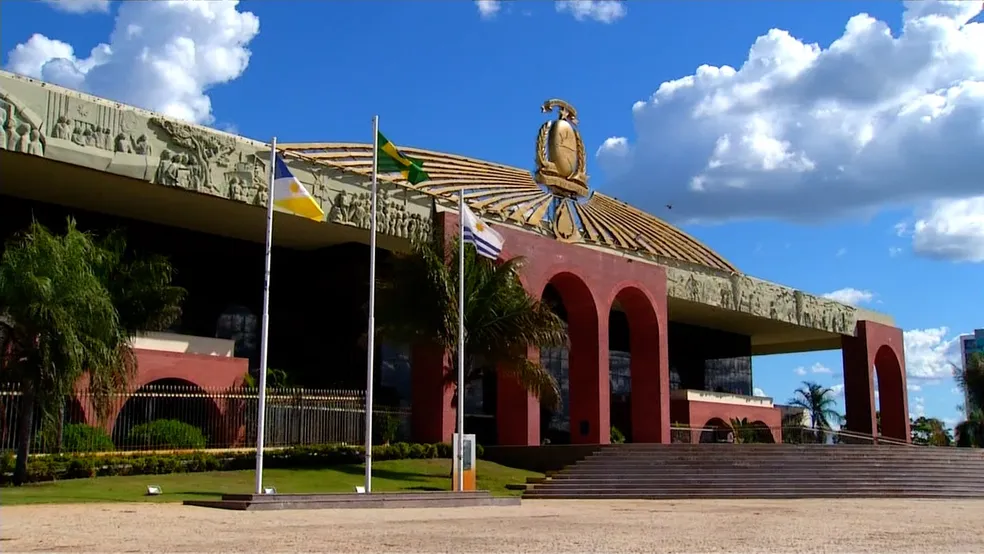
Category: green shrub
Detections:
[
  {"x1": 61, "y1": 424, "x2": 115, "y2": 452},
  {"x1": 126, "y1": 420, "x2": 206, "y2": 450},
  {"x1": 610, "y1": 426, "x2": 626, "y2": 444},
  {"x1": 378, "y1": 412, "x2": 402, "y2": 445},
  {"x1": 1, "y1": 441, "x2": 487, "y2": 485}
]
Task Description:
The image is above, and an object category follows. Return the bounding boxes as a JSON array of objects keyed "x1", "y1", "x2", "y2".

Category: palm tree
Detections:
[
  {"x1": 0, "y1": 219, "x2": 184, "y2": 484},
  {"x1": 953, "y1": 352, "x2": 984, "y2": 448},
  {"x1": 788, "y1": 381, "x2": 843, "y2": 443},
  {"x1": 376, "y1": 236, "x2": 566, "y2": 409}
]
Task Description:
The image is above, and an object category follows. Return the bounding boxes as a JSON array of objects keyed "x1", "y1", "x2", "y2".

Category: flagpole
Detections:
[
  {"x1": 364, "y1": 116, "x2": 380, "y2": 494},
  {"x1": 456, "y1": 193, "x2": 466, "y2": 492},
  {"x1": 254, "y1": 136, "x2": 277, "y2": 495}
]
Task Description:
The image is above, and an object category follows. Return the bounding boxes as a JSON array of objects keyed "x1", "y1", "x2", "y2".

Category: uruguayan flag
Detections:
[{"x1": 461, "y1": 202, "x2": 504, "y2": 259}]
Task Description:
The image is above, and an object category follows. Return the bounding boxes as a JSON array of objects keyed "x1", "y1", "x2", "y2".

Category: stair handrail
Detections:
[{"x1": 668, "y1": 423, "x2": 917, "y2": 446}]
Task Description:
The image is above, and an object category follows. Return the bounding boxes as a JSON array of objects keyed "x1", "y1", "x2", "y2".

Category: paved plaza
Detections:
[{"x1": 2, "y1": 498, "x2": 983, "y2": 552}]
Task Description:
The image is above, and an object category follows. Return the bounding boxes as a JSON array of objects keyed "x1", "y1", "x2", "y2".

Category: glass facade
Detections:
[
  {"x1": 962, "y1": 329, "x2": 984, "y2": 415},
  {"x1": 668, "y1": 322, "x2": 752, "y2": 396},
  {"x1": 541, "y1": 342, "x2": 571, "y2": 439},
  {"x1": 379, "y1": 343, "x2": 412, "y2": 408}
]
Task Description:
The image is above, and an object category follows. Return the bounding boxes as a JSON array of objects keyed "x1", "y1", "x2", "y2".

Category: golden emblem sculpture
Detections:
[{"x1": 534, "y1": 99, "x2": 589, "y2": 198}]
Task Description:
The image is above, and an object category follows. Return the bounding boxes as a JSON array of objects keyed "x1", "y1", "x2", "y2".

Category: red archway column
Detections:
[
  {"x1": 875, "y1": 345, "x2": 908, "y2": 441},
  {"x1": 410, "y1": 342, "x2": 455, "y2": 443},
  {"x1": 550, "y1": 273, "x2": 609, "y2": 445},
  {"x1": 841, "y1": 320, "x2": 910, "y2": 443},
  {"x1": 496, "y1": 348, "x2": 540, "y2": 446},
  {"x1": 569, "y1": 310, "x2": 609, "y2": 444},
  {"x1": 613, "y1": 285, "x2": 669, "y2": 444}
]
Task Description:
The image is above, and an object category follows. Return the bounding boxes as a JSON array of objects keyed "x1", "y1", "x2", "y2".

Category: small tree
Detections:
[
  {"x1": 729, "y1": 417, "x2": 756, "y2": 444},
  {"x1": 0, "y1": 219, "x2": 184, "y2": 484}
]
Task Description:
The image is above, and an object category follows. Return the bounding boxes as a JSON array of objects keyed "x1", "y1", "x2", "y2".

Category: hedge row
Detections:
[{"x1": 0, "y1": 442, "x2": 484, "y2": 485}]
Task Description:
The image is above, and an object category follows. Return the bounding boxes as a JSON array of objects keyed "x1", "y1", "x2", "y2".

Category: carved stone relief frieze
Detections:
[
  {"x1": 328, "y1": 189, "x2": 431, "y2": 243},
  {"x1": 666, "y1": 266, "x2": 858, "y2": 335},
  {"x1": 222, "y1": 151, "x2": 268, "y2": 207},
  {"x1": 0, "y1": 89, "x2": 45, "y2": 156},
  {"x1": 150, "y1": 117, "x2": 237, "y2": 195},
  {"x1": 46, "y1": 92, "x2": 144, "y2": 154}
]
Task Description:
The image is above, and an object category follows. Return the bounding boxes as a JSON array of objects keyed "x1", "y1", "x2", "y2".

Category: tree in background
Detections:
[
  {"x1": 0, "y1": 219, "x2": 184, "y2": 485},
  {"x1": 953, "y1": 352, "x2": 984, "y2": 448},
  {"x1": 788, "y1": 381, "x2": 843, "y2": 443},
  {"x1": 909, "y1": 416, "x2": 953, "y2": 446},
  {"x1": 376, "y1": 236, "x2": 566, "y2": 409}
]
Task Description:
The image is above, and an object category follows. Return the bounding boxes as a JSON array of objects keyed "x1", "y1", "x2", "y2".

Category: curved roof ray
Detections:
[{"x1": 278, "y1": 142, "x2": 737, "y2": 273}]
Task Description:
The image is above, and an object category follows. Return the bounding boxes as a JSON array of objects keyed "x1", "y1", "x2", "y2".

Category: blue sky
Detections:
[{"x1": 3, "y1": 0, "x2": 982, "y2": 428}]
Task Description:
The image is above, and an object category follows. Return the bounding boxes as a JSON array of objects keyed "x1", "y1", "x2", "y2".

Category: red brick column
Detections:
[
  {"x1": 841, "y1": 320, "x2": 910, "y2": 443},
  {"x1": 410, "y1": 342, "x2": 455, "y2": 443},
  {"x1": 496, "y1": 348, "x2": 541, "y2": 446},
  {"x1": 564, "y1": 281, "x2": 608, "y2": 444}
]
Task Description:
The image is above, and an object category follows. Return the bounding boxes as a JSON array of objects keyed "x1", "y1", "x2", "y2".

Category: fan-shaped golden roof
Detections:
[
  {"x1": 279, "y1": 140, "x2": 736, "y2": 273},
  {"x1": 279, "y1": 100, "x2": 735, "y2": 273}
]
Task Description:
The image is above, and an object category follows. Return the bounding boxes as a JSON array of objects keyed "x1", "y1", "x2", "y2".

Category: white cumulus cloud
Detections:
[
  {"x1": 43, "y1": 0, "x2": 110, "y2": 14},
  {"x1": 910, "y1": 196, "x2": 984, "y2": 262},
  {"x1": 903, "y1": 327, "x2": 963, "y2": 380},
  {"x1": 475, "y1": 0, "x2": 501, "y2": 19},
  {"x1": 596, "y1": 1, "x2": 984, "y2": 222},
  {"x1": 4, "y1": 1, "x2": 259, "y2": 124},
  {"x1": 794, "y1": 366, "x2": 808, "y2": 376},
  {"x1": 556, "y1": 0, "x2": 626, "y2": 24},
  {"x1": 753, "y1": 387, "x2": 767, "y2": 397},
  {"x1": 822, "y1": 287, "x2": 874, "y2": 306},
  {"x1": 810, "y1": 362, "x2": 833, "y2": 374},
  {"x1": 911, "y1": 395, "x2": 927, "y2": 417}
]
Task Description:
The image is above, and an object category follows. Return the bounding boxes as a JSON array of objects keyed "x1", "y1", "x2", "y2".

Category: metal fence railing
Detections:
[
  {"x1": 0, "y1": 384, "x2": 412, "y2": 455},
  {"x1": 667, "y1": 424, "x2": 914, "y2": 446}
]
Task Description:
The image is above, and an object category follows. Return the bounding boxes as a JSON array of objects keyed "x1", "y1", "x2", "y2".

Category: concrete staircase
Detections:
[{"x1": 522, "y1": 444, "x2": 984, "y2": 499}]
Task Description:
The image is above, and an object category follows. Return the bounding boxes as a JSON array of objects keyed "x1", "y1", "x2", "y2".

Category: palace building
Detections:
[{"x1": 0, "y1": 70, "x2": 911, "y2": 446}]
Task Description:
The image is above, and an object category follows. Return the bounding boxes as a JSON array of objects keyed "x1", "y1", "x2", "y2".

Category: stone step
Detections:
[
  {"x1": 529, "y1": 473, "x2": 984, "y2": 480},
  {"x1": 524, "y1": 444, "x2": 984, "y2": 500},
  {"x1": 523, "y1": 490, "x2": 984, "y2": 500},
  {"x1": 589, "y1": 450, "x2": 984, "y2": 458},
  {"x1": 553, "y1": 462, "x2": 982, "y2": 470},
  {"x1": 188, "y1": 491, "x2": 520, "y2": 511}
]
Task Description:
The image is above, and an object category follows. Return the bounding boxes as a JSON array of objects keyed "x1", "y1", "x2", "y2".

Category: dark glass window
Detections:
[
  {"x1": 216, "y1": 304, "x2": 258, "y2": 370},
  {"x1": 379, "y1": 343, "x2": 411, "y2": 408},
  {"x1": 541, "y1": 343, "x2": 570, "y2": 434},
  {"x1": 668, "y1": 322, "x2": 752, "y2": 396}
]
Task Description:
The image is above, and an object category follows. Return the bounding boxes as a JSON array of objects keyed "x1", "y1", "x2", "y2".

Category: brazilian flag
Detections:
[{"x1": 377, "y1": 131, "x2": 430, "y2": 185}]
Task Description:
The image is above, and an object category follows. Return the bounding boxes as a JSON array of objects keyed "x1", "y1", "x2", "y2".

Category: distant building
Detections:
[
  {"x1": 777, "y1": 404, "x2": 811, "y2": 427},
  {"x1": 960, "y1": 329, "x2": 984, "y2": 418}
]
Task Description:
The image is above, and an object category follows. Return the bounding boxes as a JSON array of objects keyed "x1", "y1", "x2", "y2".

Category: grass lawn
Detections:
[{"x1": 0, "y1": 459, "x2": 539, "y2": 505}]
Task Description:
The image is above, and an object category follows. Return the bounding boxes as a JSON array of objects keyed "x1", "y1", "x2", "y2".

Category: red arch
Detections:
[
  {"x1": 109, "y1": 377, "x2": 225, "y2": 446},
  {"x1": 874, "y1": 345, "x2": 907, "y2": 441},
  {"x1": 750, "y1": 420, "x2": 778, "y2": 443},
  {"x1": 610, "y1": 284, "x2": 666, "y2": 443},
  {"x1": 699, "y1": 417, "x2": 732, "y2": 443},
  {"x1": 543, "y1": 271, "x2": 608, "y2": 444}
]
